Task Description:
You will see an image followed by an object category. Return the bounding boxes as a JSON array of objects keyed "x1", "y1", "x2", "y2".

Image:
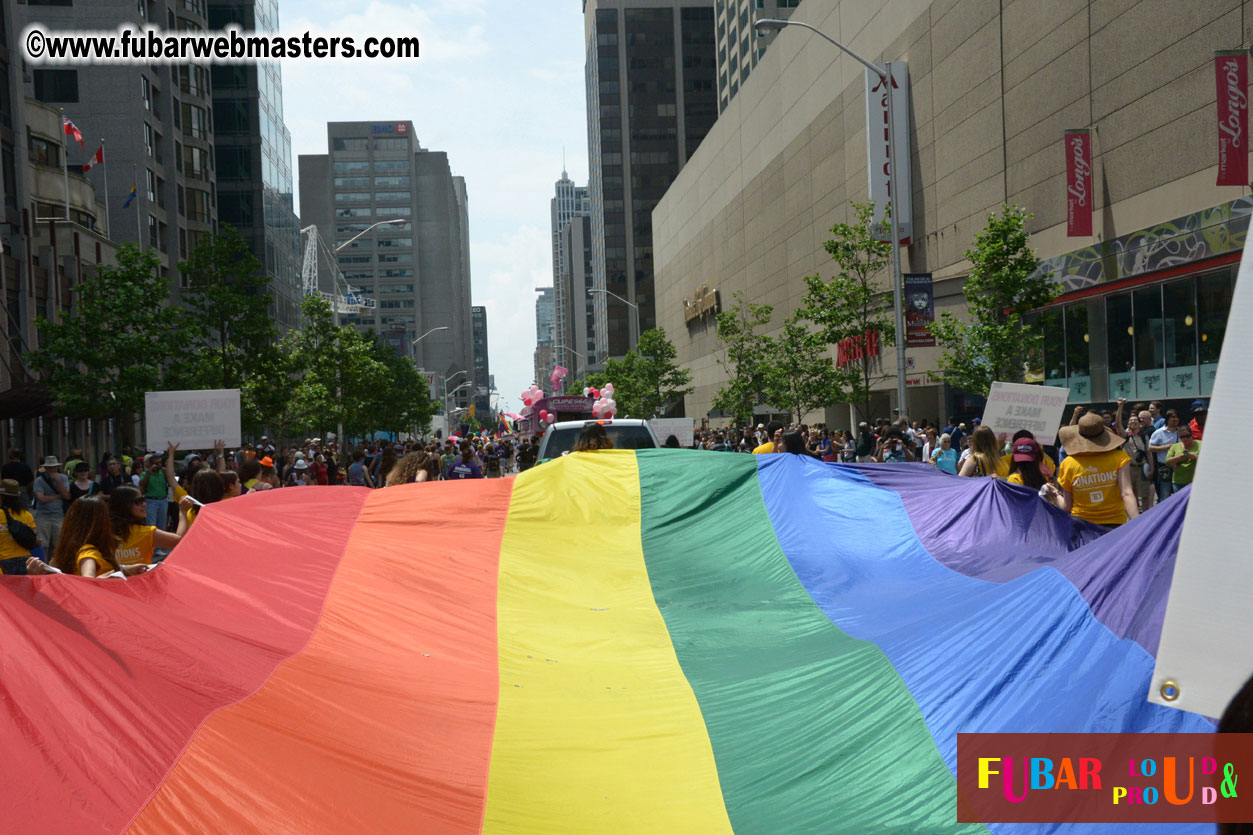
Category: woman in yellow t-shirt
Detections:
[
  {"x1": 1047, "y1": 413, "x2": 1139, "y2": 527},
  {"x1": 1, "y1": 478, "x2": 39, "y2": 574},
  {"x1": 958, "y1": 426, "x2": 1009, "y2": 478},
  {"x1": 108, "y1": 486, "x2": 192, "y2": 567},
  {"x1": 48, "y1": 496, "x2": 127, "y2": 578}
]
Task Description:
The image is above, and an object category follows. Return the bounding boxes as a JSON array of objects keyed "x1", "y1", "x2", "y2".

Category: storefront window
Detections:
[
  {"x1": 1198, "y1": 269, "x2": 1233, "y2": 395},
  {"x1": 1106, "y1": 293, "x2": 1134, "y2": 400},
  {"x1": 1064, "y1": 304, "x2": 1090, "y2": 402},
  {"x1": 1133, "y1": 285, "x2": 1165, "y2": 401},
  {"x1": 1041, "y1": 308, "x2": 1065, "y2": 387},
  {"x1": 1162, "y1": 278, "x2": 1198, "y2": 397}
]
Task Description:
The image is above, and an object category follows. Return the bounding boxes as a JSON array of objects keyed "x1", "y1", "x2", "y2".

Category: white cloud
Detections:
[{"x1": 278, "y1": 0, "x2": 589, "y2": 412}]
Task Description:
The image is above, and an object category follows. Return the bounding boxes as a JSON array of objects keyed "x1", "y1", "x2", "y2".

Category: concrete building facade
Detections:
[
  {"x1": 654, "y1": 0, "x2": 1252, "y2": 427},
  {"x1": 583, "y1": 0, "x2": 719, "y2": 360},
  {"x1": 550, "y1": 169, "x2": 592, "y2": 376},
  {"x1": 533, "y1": 286, "x2": 555, "y2": 393},
  {"x1": 562, "y1": 215, "x2": 597, "y2": 382},
  {"x1": 298, "y1": 121, "x2": 474, "y2": 408},
  {"x1": 471, "y1": 305, "x2": 491, "y2": 419},
  {"x1": 208, "y1": 0, "x2": 303, "y2": 332},
  {"x1": 714, "y1": 0, "x2": 802, "y2": 114},
  {"x1": 15, "y1": 0, "x2": 217, "y2": 284}
]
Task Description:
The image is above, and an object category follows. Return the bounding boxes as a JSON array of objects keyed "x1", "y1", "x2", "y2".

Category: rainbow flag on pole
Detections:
[{"x1": 0, "y1": 452, "x2": 1212, "y2": 833}]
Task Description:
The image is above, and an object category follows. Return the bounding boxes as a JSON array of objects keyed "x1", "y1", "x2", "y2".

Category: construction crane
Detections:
[{"x1": 299, "y1": 224, "x2": 377, "y2": 317}]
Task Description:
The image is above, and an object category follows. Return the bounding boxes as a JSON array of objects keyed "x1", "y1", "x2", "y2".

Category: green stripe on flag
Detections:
[{"x1": 636, "y1": 450, "x2": 983, "y2": 833}]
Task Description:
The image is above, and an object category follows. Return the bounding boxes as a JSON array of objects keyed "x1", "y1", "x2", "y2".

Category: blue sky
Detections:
[{"x1": 280, "y1": 0, "x2": 589, "y2": 414}]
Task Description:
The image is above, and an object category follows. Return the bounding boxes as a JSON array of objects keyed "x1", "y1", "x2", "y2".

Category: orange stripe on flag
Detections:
[{"x1": 127, "y1": 481, "x2": 511, "y2": 834}]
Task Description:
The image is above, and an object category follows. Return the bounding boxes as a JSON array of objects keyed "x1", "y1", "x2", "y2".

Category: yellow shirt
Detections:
[
  {"x1": 1007, "y1": 471, "x2": 1024, "y2": 486},
  {"x1": 114, "y1": 525, "x2": 156, "y2": 566},
  {"x1": 1057, "y1": 449, "x2": 1131, "y2": 526},
  {"x1": 752, "y1": 442, "x2": 776, "y2": 455},
  {"x1": 75, "y1": 545, "x2": 114, "y2": 577},
  {"x1": 0, "y1": 508, "x2": 36, "y2": 559},
  {"x1": 1001, "y1": 452, "x2": 1056, "y2": 479},
  {"x1": 244, "y1": 478, "x2": 260, "y2": 490}
]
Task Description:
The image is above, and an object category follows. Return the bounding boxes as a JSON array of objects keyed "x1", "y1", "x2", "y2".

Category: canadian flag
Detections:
[
  {"x1": 62, "y1": 116, "x2": 84, "y2": 149},
  {"x1": 81, "y1": 144, "x2": 104, "y2": 173}
]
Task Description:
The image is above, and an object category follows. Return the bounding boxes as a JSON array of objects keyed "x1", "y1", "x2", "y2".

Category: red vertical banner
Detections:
[
  {"x1": 1064, "y1": 129, "x2": 1093, "y2": 237},
  {"x1": 1215, "y1": 49, "x2": 1249, "y2": 187}
]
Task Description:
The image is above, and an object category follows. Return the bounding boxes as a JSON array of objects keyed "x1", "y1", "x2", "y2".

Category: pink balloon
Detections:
[{"x1": 545, "y1": 413, "x2": 555, "y2": 424}]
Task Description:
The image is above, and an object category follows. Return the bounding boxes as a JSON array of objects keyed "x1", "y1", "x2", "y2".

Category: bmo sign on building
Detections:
[{"x1": 371, "y1": 122, "x2": 410, "y2": 134}]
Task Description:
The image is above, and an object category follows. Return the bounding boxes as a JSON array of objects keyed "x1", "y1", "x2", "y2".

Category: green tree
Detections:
[
  {"x1": 362, "y1": 337, "x2": 436, "y2": 436},
  {"x1": 712, "y1": 290, "x2": 774, "y2": 426},
  {"x1": 760, "y1": 315, "x2": 842, "y2": 423},
  {"x1": 175, "y1": 226, "x2": 276, "y2": 390},
  {"x1": 797, "y1": 203, "x2": 896, "y2": 422},
  {"x1": 930, "y1": 204, "x2": 1061, "y2": 396},
  {"x1": 578, "y1": 329, "x2": 692, "y2": 418},
  {"x1": 26, "y1": 244, "x2": 184, "y2": 418}
]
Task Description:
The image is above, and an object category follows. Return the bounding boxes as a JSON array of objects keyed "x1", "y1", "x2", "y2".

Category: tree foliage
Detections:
[
  {"x1": 797, "y1": 202, "x2": 896, "y2": 422},
  {"x1": 760, "y1": 315, "x2": 842, "y2": 424},
  {"x1": 930, "y1": 204, "x2": 1061, "y2": 396},
  {"x1": 712, "y1": 290, "x2": 773, "y2": 426},
  {"x1": 26, "y1": 244, "x2": 184, "y2": 418},
  {"x1": 581, "y1": 328, "x2": 692, "y2": 418}
]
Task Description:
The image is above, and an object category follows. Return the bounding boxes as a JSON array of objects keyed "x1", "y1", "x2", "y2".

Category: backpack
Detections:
[{"x1": 3, "y1": 508, "x2": 39, "y2": 551}]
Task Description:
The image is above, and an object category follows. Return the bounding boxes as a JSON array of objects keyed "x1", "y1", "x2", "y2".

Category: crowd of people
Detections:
[
  {"x1": 0, "y1": 397, "x2": 1205, "y2": 577},
  {"x1": 0, "y1": 433, "x2": 546, "y2": 578},
  {"x1": 686, "y1": 397, "x2": 1206, "y2": 530}
]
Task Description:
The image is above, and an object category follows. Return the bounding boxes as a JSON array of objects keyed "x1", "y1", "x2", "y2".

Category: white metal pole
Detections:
[{"x1": 884, "y1": 65, "x2": 909, "y2": 416}]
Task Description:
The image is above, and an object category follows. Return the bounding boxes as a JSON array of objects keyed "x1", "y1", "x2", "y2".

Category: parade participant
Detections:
[
  {"x1": 517, "y1": 439, "x2": 537, "y2": 471},
  {"x1": 929, "y1": 434, "x2": 959, "y2": 474},
  {"x1": 999, "y1": 430, "x2": 1057, "y2": 478},
  {"x1": 446, "y1": 443, "x2": 485, "y2": 478},
  {"x1": 373, "y1": 444, "x2": 397, "y2": 486},
  {"x1": 385, "y1": 452, "x2": 426, "y2": 486},
  {"x1": 780, "y1": 430, "x2": 819, "y2": 458},
  {"x1": 138, "y1": 452, "x2": 171, "y2": 531},
  {"x1": 1149, "y1": 401, "x2": 1165, "y2": 429},
  {"x1": 33, "y1": 455, "x2": 71, "y2": 554},
  {"x1": 108, "y1": 486, "x2": 191, "y2": 567},
  {"x1": 67, "y1": 461, "x2": 99, "y2": 505},
  {"x1": 240, "y1": 459, "x2": 263, "y2": 491},
  {"x1": 99, "y1": 457, "x2": 129, "y2": 494},
  {"x1": 1, "y1": 478, "x2": 39, "y2": 575},
  {"x1": 186, "y1": 470, "x2": 227, "y2": 527},
  {"x1": 957, "y1": 427, "x2": 1005, "y2": 478},
  {"x1": 422, "y1": 451, "x2": 443, "y2": 482},
  {"x1": 483, "y1": 443, "x2": 503, "y2": 478},
  {"x1": 1006, "y1": 438, "x2": 1048, "y2": 490},
  {"x1": 347, "y1": 450, "x2": 374, "y2": 487},
  {"x1": 753, "y1": 422, "x2": 782, "y2": 454},
  {"x1": 1121, "y1": 414, "x2": 1154, "y2": 511},
  {"x1": 311, "y1": 453, "x2": 329, "y2": 486},
  {"x1": 289, "y1": 460, "x2": 314, "y2": 486},
  {"x1": 1188, "y1": 400, "x2": 1208, "y2": 440},
  {"x1": 854, "y1": 422, "x2": 876, "y2": 462},
  {"x1": 221, "y1": 471, "x2": 244, "y2": 498},
  {"x1": 1148, "y1": 409, "x2": 1181, "y2": 502},
  {"x1": 942, "y1": 415, "x2": 966, "y2": 451},
  {"x1": 1165, "y1": 424, "x2": 1201, "y2": 491},
  {"x1": 2, "y1": 449, "x2": 34, "y2": 503},
  {"x1": 1047, "y1": 413, "x2": 1139, "y2": 527},
  {"x1": 573, "y1": 423, "x2": 614, "y2": 453},
  {"x1": 875, "y1": 431, "x2": 913, "y2": 463},
  {"x1": 47, "y1": 496, "x2": 127, "y2": 578}
]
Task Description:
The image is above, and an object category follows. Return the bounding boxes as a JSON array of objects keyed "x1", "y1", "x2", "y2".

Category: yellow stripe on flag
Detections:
[{"x1": 483, "y1": 450, "x2": 732, "y2": 833}]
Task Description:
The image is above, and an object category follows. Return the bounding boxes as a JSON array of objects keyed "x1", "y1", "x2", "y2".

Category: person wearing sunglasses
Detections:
[{"x1": 107, "y1": 486, "x2": 192, "y2": 568}]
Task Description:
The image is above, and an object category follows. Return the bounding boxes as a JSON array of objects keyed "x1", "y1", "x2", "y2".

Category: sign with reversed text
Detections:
[
  {"x1": 1065, "y1": 129, "x2": 1093, "y2": 236},
  {"x1": 1215, "y1": 50, "x2": 1248, "y2": 187},
  {"x1": 865, "y1": 61, "x2": 911, "y2": 244},
  {"x1": 145, "y1": 389, "x2": 241, "y2": 451},
  {"x1": 979, "y1": 381, "x2": 1069, "y2": 446}
]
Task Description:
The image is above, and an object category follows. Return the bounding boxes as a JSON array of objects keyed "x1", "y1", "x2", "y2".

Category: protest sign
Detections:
[
  {"x1": 979, "y1": 382, "x2": 1069, "y2": 445},
  {"x1": 650, "y1": 418, "x2": 694, "y2": 448},
  {"x1": 145, "y1": 389, "x2": 241, "y2": 450}
]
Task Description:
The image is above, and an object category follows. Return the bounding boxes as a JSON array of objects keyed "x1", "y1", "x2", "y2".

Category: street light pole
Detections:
[
  {"x1": 757, "y1": 19, "x2": 910, "y2": 416},
  {"x1": 588, "y1": 288, "x2": 640, "y2": 355}
]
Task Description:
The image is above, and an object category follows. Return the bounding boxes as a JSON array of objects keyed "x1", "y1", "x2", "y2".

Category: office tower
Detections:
[
  {"x1": 15, "y1": 0, "x2": 217, "y2": 283},
  {"x1": 471, "y1": 305, "x2": 491, "y2": 418},
  {"x1": 550, "y1": 169, "x2": 591, "y2": 375},
  {"x1": 715, "y1": 0, "x2": 802, "y2": 113},
  {"x1": 561, "y1": 215, "x2": 596, "y2": 379},
  {"x1": 208, "y1": 0, "x2": 303, "y2": 332},
  {"x1": 534, "y1": 287, "x2": 555, "y2": 393},
  {"x1": 583, "y1": 0, "x2": 718, "y2": 360},
  {"x1": 298, "y1": 121, "x2": 474, "y2": 407}
]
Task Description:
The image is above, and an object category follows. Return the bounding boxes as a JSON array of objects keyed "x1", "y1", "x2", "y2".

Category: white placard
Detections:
[
  {"x1": 865, "y1": 61, "x2": 912, "y2": 244},
  {"x1": 145, "y1": 389, "x2": 241, "y2": 451},
  {"x1": 650, "y1": 418, "x2": 694, "y2": 448},
  {"x1": 979, "y1": 381, "x2": 1070, "y2": 446},
  {"x1": 1150, "y1": 239, "x2": 1253, "y2": 718}
]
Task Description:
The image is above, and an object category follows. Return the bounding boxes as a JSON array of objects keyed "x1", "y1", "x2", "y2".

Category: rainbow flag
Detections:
[{"x1": 0, "y1": 451, "x2": 1212, "y2": 833}]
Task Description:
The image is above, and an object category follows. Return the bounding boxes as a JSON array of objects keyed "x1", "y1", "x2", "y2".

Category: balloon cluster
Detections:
[
  {"x1": 519, "y1": 385, "x2": 554, "y2": 424},
  {"x1": 587, "y1": 383, "x2": 617, "y2": 419}
]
